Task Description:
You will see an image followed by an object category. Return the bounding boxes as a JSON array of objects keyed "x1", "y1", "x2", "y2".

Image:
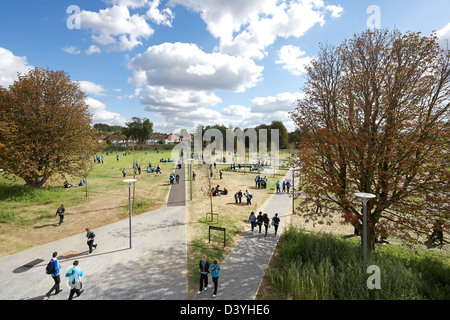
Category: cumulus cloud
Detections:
[
  {"x1": 128, "y1": 42, "x2": 263, "y2": 92},
  {"x1": 0, "y1": 47, "x2": 33, "y2": 88},
  {"x1": 79, "y1": 0, "x2": 174, "y2": 52},
  {"x1": 275, "y1": 45, "x2": 312, "y2": 76},
  {"x1": 77, "y1": 81, "x2": 107, "y2": 96},
  {"x1": 86, "y1": 45, "x2": 101, "y2": 55},
  {"x1": 436, "y1": 22, "x2": 450, "y2": 48},
  {"x1": 169, "y1": 0, "x2": 336, "y2": 59},
  {"x1": 251, "y1": 92, "x2": 303, "y2": 113},
  {"x1": 85, "y1": 97, "x2": 127, "y2": 125}
]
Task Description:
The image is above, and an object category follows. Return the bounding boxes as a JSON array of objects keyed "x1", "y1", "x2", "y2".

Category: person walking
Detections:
[
  {"x1": 272, "y1": 213, "x2": 280, "y2": 236},
  {"x1": 45, "y1": 252, "x2": 62, "y2": 298},
  {"x1": 276, "y1": 181, "x2": 281, "y2": 193},
  {"x1": 56, "y1": 204, "x2": 65, "y2": 225},
  {"x1": 86, "y1": 228, "x2": 97, "y2": 254},
  {"x1": 197, "y1": 255, "x2": 210, "y2": 295},
  {"x1": 248, "y1": 211, "x2": 257, "y2": 232},
  {"x1": 238, "y1": 190, "x2": 242, "y2": 204},
  {"x1": 256, "y1": 212, "x2": 264, "y2": 234},
  {"x1": 208, "y1": 260, "x2": 221, "y2": 298},
  {"x1": 263, "y1": 213, "x2": 270, "y2": 237},
  {"x1": 65, "y1": 260, "x2": 84, "y2": 300}
]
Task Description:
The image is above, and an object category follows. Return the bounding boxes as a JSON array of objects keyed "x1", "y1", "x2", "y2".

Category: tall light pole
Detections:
[
  {"x1": 354, "y1": 192, "x2": 376, "y2": 268},
  {"x1": 123, "y1": 179, "x2": 137, "y2": 249}
]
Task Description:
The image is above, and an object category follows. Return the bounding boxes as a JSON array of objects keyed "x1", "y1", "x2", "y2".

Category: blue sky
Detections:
[{"x1": 0, "y1": 0, "x2": 449, "y2": 134}]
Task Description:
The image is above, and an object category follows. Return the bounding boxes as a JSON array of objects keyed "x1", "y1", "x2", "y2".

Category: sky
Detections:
[{"x1": 0, "y1": 0, "x2": 449, "y2": 134}]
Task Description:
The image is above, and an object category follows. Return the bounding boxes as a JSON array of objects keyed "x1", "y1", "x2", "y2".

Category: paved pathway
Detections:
[
  {"x1": 0, "y1": 166, "x2": 294, "y2": 300},
  {"x1": 194, "y1": 169, "x2": 294, "y2": 300}
]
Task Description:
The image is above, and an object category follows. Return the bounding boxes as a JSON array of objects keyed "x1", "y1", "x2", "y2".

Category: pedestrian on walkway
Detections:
[
  {"x1": 56, "y1": 204, "x2": 65, "y2": 225},
  {"x1": 286, "y1": 180, "x2": 291, "y2": 193},
  {"x1": 86, "y1": 228, "x2": 97, "y2": 254},
  {"x1": 256, "y1": 212, "x2": 264, "y2": 233},
  {"x1": 276, "y1": 181, "x2": 280, "y2": 193},
  {"x1": 198, "y1": 255, "x2": 210, "y2": 295},
  {"x1": 272, "y1": 213, "x2": 280, "y2": 236},
  {"x1": 248, "y1": 211, "x2": 257, "y2": 232},
  {"x1": 263, "y1": 213, "x2": 270, "y2": 237},
  {"x1": 45, "y1": 252, "x2": 62, "y2": 298},
  {"x1": 65, "y1": 260, "x2": 84, "y2": 300},
  {"x1": 208, "y1": 260, "x2": 221, "y2": 298}
]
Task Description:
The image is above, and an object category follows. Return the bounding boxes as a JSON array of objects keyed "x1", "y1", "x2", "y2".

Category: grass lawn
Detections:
[{"x1": 0, "y1": 147, "x2": 177, "y2": 257}]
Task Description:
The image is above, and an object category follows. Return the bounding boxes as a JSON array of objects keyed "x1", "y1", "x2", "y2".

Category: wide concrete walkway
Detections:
[{"x1": 0, "y1": 166, "x2": 294, "y2": 300}]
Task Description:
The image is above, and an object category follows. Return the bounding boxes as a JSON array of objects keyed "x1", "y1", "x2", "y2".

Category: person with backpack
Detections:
[
  {"x1": 45, "y1": 252, "x2": 62, "y2": 298},
  {"x1": 197, "y1": 255, "x2": 210, "y2": 295},
  {"x1": 56, "y1": 204, "x2": 65, "y2": 225},
  {"x1": 65, "y1": 260, "x2": 84, "y2": 300},
  {"x1": 86, "y1": 228, "x2": 97, "y2": 254}
]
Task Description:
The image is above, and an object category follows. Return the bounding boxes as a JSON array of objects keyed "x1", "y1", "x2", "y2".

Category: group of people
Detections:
[
  {"x1": 275, "y1": 179, "x2": 291, "y2": 193},
  {"x1": 234, "y1": 190, "x2": 253, "y2": 205},
  {"x1": 212, "y1": 185, "x2": 228, "y2": 196},
  {"x1": 248, "y1": 211, "x2": 281, "y2": 237},
  {"x1": 254, "y1": 175, "x2": 268, "y2": 189},
  {"x1": 45, "y1": 227, "x2": 97, "y2": 300},
  {"x1": 169, "y1": 172, "x2": 180, "y2": 184},
  {"x1": 197, "y1": 255, "x2": 221, "y2": 298}
]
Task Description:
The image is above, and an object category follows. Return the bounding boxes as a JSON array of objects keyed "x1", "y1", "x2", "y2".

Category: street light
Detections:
[
  {"x1": 123, "y1": 179, "x2": 137, "y2": 249},
  {"x1": 354, "y1": 192, "x2": 376, "y2": 268}
]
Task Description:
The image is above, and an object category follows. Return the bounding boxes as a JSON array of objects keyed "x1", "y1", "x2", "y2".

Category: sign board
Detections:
[{"x1": 209, "y1": 226, "x2": 226, "y2": 247}]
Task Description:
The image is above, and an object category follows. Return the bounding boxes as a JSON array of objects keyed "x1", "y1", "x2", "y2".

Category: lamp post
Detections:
[
  {"x1": 123, "y1": 179, "x2": 137, "y2": 249},
  {"x1": 354, "y1": 192, "x2": 376, "y2": 268}
]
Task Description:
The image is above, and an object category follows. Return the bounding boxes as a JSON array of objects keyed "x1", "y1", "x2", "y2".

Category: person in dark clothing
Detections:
[
  {"x1": 238, "y1": 190, "x2": 243, "y2": 204},
  {"x1": 56, "y1": 204, "x2": 65, "y2": 225},
  {"x1": 197, "y1": 255, "x2": 210, "y2": 295},
  {"x1": 45, "y1": 252, "x2": 62, "y2": 298},
  {"x1": 263, "y1": 213, "x2": 270, "y2": 237},
  {"x1": 272, "y1": 213, "x2": 280, "y2": 236},
  {"x1": 256, "y1": 212, "x2": 264, "y2": 234},
  {"x1": 86, "y1": 228, "x2": 97, "y2": 254}
]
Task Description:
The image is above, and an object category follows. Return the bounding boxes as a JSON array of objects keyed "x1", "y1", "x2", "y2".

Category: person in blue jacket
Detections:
[
  {"x1": 208, "y1": 260, "x2": 221, "y2": 298},
  {"x1": 65, "y1": 260, "x2": 84, "y2": 300},
  {"x1": 45, "y1": 252, "x2": 62, "y2": 298}
]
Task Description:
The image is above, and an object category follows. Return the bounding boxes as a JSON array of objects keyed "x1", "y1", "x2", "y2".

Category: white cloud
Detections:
[
  {"x1": 86, "y1": 45, "x2": 101, "y2": 55},
  {"x1": 275, "y1": 45, "x2": 312, "y2": 76},
  {"x1": 0, "y1": 47, "x2": 33, "y2": 88},
  {"x1": 77, "y1": 81, "x2": 107, "y2": 96},
  {"x1": 251, "y1": 92, "x2": 303, "y2": 113},
  {"x1": 326, "y1": 4, "x2": 344, "y2": 18},
  {"x1": 128, "y1": 42, "x2": 263, "y2": 92},
  {"x1": 436, "y1": 22, "x2": 450, "y2": 48},
  {"x1": 80, "y1": 5, "x2": 155, "y2": 51},
  {"x1": 85, "y1": 97, "x2": 127, "y2": 125},
  {"x1": 169, "y1": 0, "x2": 334, "y2": 59},
  {"x1": 62, "y1": 46, "x2": 81, "y2": 55}
]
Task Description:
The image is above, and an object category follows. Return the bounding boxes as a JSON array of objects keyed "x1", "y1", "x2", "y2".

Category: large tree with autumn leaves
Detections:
[
  {"x1": 291, "y1": 29, "x2": 449, "y2": 251},
  {"x1": 0, "y1": 67, "x2": 97, "y2": 188}
]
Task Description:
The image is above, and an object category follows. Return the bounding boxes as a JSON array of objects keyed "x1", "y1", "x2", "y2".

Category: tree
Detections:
[
  {"x1": 0, "y1": 67, "x2": 97, "y2": 188},
  {"x1": 122, "y1": 117, "x2": 153, "y2": 145},
  {"x1": 290, "y1": 29, "x2": 449, "y2": 251},
  {"x1": 270, "y1": 121, "x2": 289, "y2": 149}
]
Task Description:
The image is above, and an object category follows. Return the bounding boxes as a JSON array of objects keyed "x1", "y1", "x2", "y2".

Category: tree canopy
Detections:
[
  {"x1": 291, "y1": 29, "x2": 449, "y2": 250},
  {"x1": 0, "y1": 67, "x2": 97, "y2": 188}
]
